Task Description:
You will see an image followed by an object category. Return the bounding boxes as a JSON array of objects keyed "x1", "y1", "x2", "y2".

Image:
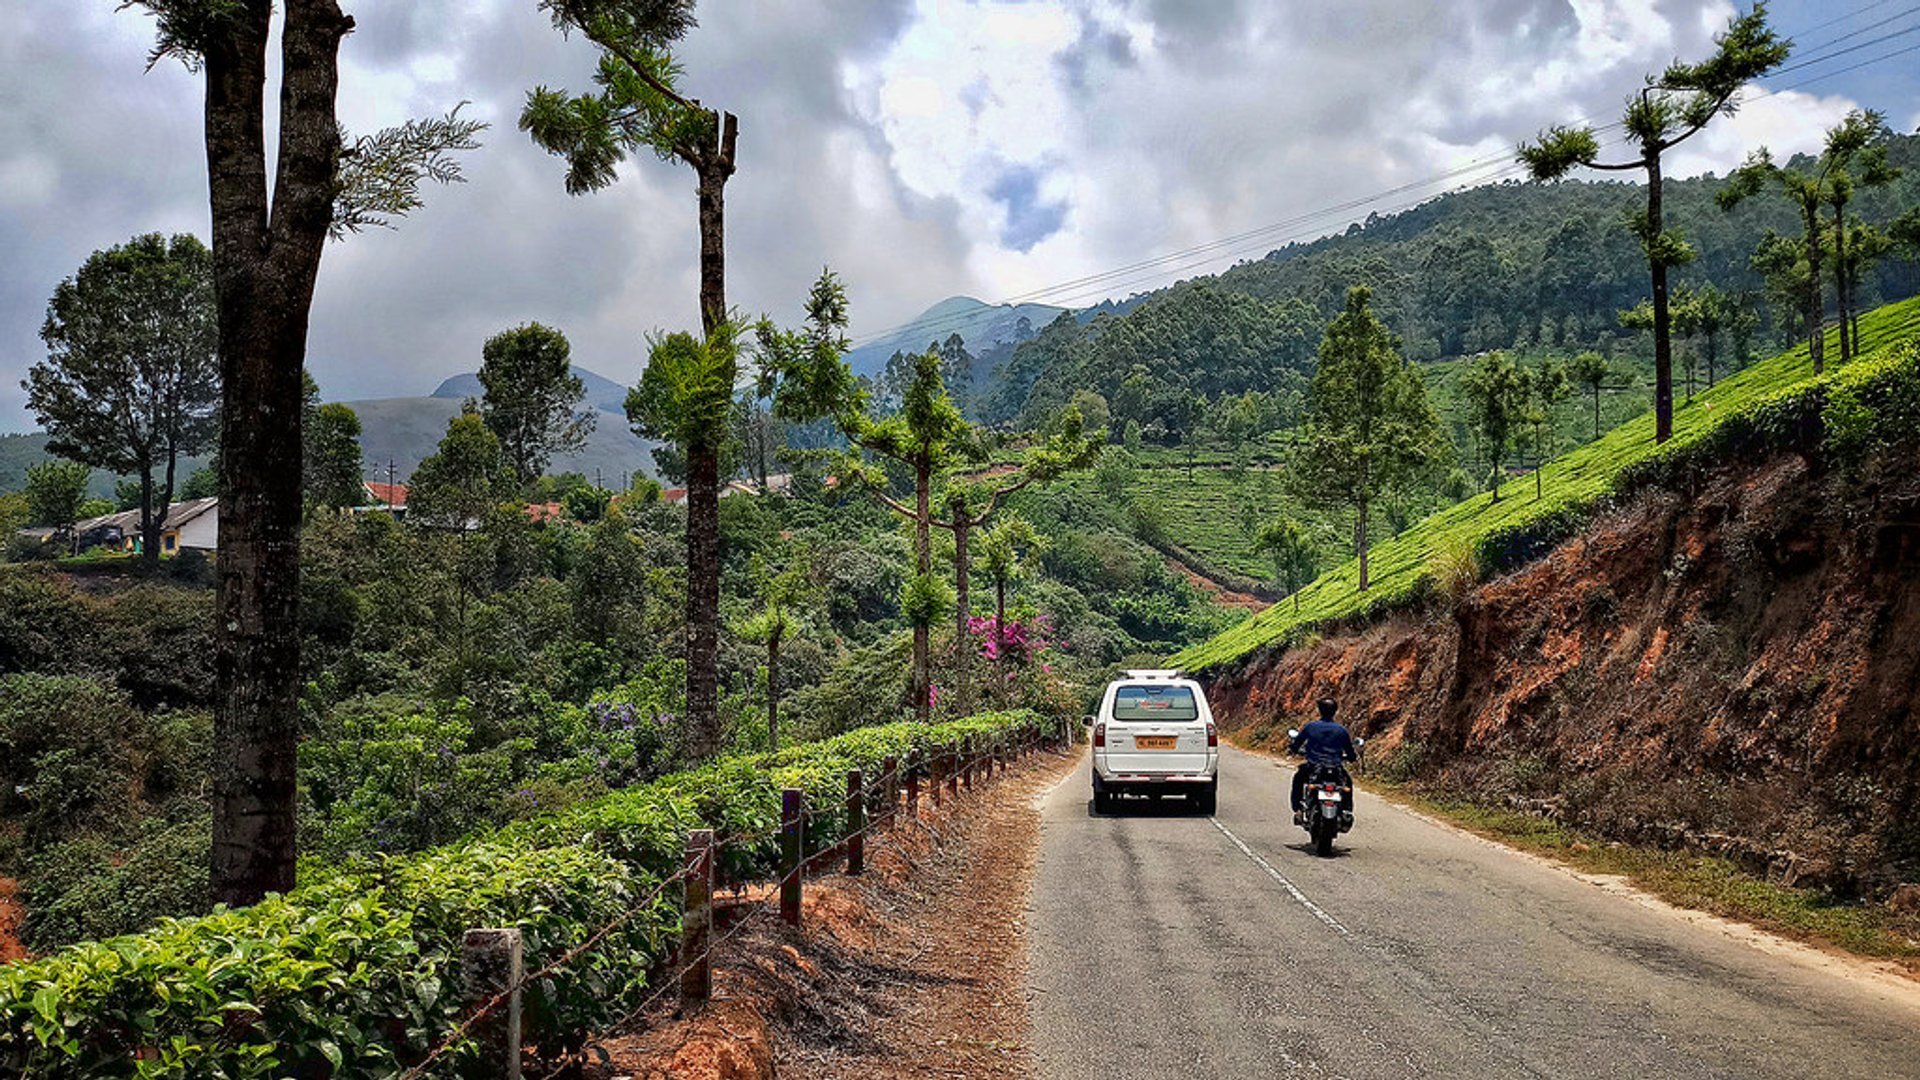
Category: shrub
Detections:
[{"x1": 0, "y1": 709, "x2": 1049, "y2": 1078}]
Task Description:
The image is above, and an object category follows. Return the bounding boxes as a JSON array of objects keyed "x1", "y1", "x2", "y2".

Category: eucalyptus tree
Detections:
[
  {"x1": 1289, "y1": 287, "x2": 1447, "y2": 591},
  {"x1": 1519, "y1": 358, "x2": 1571, "y2": 501},
  {"x1": 478, "y1": 322, "x2": 593, "y2": 485},
  {"x1": 1823, "y1": 112, "x2": 1901, "y2": 362},
  {"x1": 1519, "y1": 4, "x2": 1787, "y2": 441},
  {"x1": 25, "y1": 233, "x2": 217, "y2": 569},
  {"x1": 523, "y1": 0, "x2": 742, "y2": 754},
  {"x1": 121, "y1": 0, "x2": 481, "y2": 903},
  {"x1": 24, "y1": 460, "x2": 91, "y2": 552}
]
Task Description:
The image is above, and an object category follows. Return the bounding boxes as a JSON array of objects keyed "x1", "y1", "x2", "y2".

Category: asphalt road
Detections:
[{"x1": 1027, "y1": 745, "x2": 1920, "y2": 1080}]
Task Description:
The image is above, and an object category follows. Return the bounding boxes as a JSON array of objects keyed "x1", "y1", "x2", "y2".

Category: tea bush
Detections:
[{"x1": 0, "y1": 709, "x2": 1049, "y2": 1078}]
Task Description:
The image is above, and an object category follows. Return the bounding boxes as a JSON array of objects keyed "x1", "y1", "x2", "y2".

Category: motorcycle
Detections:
[{"x1": 1288, "y1": 730, "x2": 1363, "y2": 857}]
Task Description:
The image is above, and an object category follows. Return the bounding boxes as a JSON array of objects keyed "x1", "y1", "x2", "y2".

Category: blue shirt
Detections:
[{"x1": 1289, "y1": 719, "x2": 1357, "y2": 767}]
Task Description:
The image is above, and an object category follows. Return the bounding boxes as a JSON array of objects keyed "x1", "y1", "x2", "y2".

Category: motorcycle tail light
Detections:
[
  {"x1": 1206, "y1": 721, "x2": 1217, "y2": 748},
  {"x1": 1093, "y1": 722, "x2": 1106, "y2": 748}
]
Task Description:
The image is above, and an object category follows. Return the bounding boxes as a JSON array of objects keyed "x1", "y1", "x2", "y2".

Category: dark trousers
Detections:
[{"x1": 1291, "y1": 763, "x2": 1353, "y2": 814}]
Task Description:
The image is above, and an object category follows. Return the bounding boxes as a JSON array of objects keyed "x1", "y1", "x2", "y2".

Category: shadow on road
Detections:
[{"x1": 1085, "y1": 796, "x2": 1209, "y2": 819}]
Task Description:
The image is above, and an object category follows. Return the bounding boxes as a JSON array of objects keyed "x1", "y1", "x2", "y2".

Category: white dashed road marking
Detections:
[{"x1": 1210, "y1": 816, "x2": 1351, "y2": 937}]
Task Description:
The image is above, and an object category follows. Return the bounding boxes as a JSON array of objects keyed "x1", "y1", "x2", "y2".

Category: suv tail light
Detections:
[
  {"x1": 1093, "y1": 722, "x2": 1106, "y2": 748},
  {"x1": 1206, "y1": 721, "x2": 1217, "y2": 748}
]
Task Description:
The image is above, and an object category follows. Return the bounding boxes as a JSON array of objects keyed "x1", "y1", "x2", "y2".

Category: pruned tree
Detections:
[
  {"x1": 525, "y1": 0, "x2": 740, "y2": 757},
  {"x1": 1254, "y1": 516, "x2": 1319, "y2": 614},
  {"x1": 121, "y1": 0, "x2": 482, "y2": 904},
  {"x1": 25, "y1": 233, "x2": 217, "y2": 569},
  {"x1": 478, "y1": 322, "x2": 593, "y2": 485},
  {"x1": 977, "y1": 513, "x2": 1045, "y2": 704},
  {"x1": 732, "y1": 556, "x2": 812, "y2": 752},
  {"x1": 1288, "y1": 287, "x2": 1447, "y2": 591},
  {"x1": 1519, "y1": 3, "x2": 1787, "y2": 440},
  {"x1": 1457, "y1": 350, "x2": 1523, "y2": 501},
  {"x1": 1568, "y1": 351, "x2": 1611, "y2": 441},
  {"x1": 933, "y1": 408, "x2": 1099, "y2": 713},
  {"x1": 626, "y1": 321, "x2": 739, "y2": 756},
  {"x1": 840, "y1": 350, "x2": 969, "y2": 723}
]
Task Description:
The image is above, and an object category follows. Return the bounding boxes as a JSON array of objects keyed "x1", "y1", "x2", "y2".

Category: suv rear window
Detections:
[{"x1": 1111, "y1": 684, "x2": 1198, "y2": 722}]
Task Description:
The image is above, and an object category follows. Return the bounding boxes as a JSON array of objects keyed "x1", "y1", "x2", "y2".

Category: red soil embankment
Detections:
[
  {"x1": 1208, "y1": 451, "x2": 1920, "y2": 896},
  {"x1": 0, "y1": 878, "x2": 26, "y2": 964}
]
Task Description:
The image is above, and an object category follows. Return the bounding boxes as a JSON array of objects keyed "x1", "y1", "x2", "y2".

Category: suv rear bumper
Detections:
[{"x1": 1092, "y1": 769, "x2": 1217, "y2": 796}]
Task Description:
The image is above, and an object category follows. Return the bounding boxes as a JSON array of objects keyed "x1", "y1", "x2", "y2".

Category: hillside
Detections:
[
  {"x1": 1174, "y1": 296, "x2": 1920, "y2": 674},
  {"x1": 973, "y1": 133, "x2": 1920, "y2": 427},
  {"x1": 1205, "y1": 376, "x2": 1920, "y2": 902}
]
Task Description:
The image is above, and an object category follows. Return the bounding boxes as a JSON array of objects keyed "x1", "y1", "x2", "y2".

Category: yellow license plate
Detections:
[{"x1": 1135, "y1": 736, "x2": 1178, "y2": 750}]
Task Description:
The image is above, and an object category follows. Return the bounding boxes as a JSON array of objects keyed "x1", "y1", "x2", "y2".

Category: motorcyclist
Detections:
[{"x1": 1289, "y1": 697, "x2": 1357, "y2": 826}]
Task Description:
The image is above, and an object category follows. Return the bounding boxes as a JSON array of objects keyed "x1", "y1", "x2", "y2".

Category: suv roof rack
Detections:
[{"x1": 1122, "y1": 668, "x2": 1184, "y2": 680}]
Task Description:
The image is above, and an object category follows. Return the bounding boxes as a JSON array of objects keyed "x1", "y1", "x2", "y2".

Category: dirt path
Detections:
[
  {"x1": 1164, "y1": 556, "x2": 1268, "y2": 611},
  {"x1": 592, "y1": 745, "x2": 1079, "y2": 1079},
  {"x1": 0, "y1": 877, "x2": 26, "y2": 964}
]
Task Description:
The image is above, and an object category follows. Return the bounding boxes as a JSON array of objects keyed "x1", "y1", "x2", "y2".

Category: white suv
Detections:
[{"x1": 1089, "y1": 670, "x2": 1219, "y2": 814}]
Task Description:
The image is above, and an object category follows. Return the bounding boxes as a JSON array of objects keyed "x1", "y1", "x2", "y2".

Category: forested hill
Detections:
[{"x1": 978, "y1": 131, "x2": 1920, "y2": 429}]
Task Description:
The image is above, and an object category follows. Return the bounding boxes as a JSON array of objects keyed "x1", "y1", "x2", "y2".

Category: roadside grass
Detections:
[
  {"x1": 1385, "y1": 785, "x2": 1920, "y2": 971},
  {"x1": 1173, "y1": 297, "x2": 1920, "y2": 673}
]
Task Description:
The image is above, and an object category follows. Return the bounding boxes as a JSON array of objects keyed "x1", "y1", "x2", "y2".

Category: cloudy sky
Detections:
[{"x1": 3, "y1": 0, "x2": 1917, "y2": 431}]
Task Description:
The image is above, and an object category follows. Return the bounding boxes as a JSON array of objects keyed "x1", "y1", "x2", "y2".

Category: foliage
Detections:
[
  {"x1": 1254, "y1": 516, "x2": 1319, "y2": 610},
  {"x1": 304, "y1": 398, "x2": 367, "y2": 512},
  {"x1": 1174, "y1": 296, "x2": 1920, "y2": 673},
  {"x1": 23, "y1": 233, "x2": 218, "y2": 556},
  {"x1": 0, "y1": 710, "x2": 1047, "y2": 1079},
  {"x1": 22, "y1": 460, "x2": 90, "y2": 532},
  {"x1": 1287, "y1": 286, "x2": 1449, "y2": 588},
  {"x1": 477, "y1": 322, "x2": 594, "y2": 485},
  {"x1": 1457, "y1": 351, "x2": 1524, "y2": 499},
  {"x1": 408, "y1": 410, "x2": 509, "y2": 528}
]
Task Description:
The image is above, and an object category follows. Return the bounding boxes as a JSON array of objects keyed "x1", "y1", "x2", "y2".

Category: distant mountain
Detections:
[
  {"x1": 349, "y1": 390, "x2": 659, "y2": 486},
  {"x1": 845, "y1": 296, "x2": 1066, "y2": 378},
  {"x1": 430, "y1": 366, "x2": 633, "y2": 416}
]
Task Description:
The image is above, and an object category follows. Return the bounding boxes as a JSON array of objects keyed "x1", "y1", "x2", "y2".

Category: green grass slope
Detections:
[{"x1": 1172, "y1": 297, "x2": 1920, "y2": 674}]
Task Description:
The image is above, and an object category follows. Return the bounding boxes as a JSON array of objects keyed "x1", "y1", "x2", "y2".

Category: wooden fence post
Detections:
[
  {"x1": 948, "y1": 742, "x2": 961, "y2": 798},
  {"x1": 881, "y1": 755, "x2": 899, "y2": 824},
  {"x1": 906, "y1": 752, "x2": 921, "y2": 819},
  {"x1": 929, "y1": 749, "x2": 943, "y2": 808},
  {"x1": 846, "y1": 769, "x2": 865, "y2": 876},
  {"x1": 681, "y1": 829, "x2": 715, "y2": 1007},
  {"x1": 963, "y1": 735, "x2": 976, "y2": 791},
  {"x1": 461, "y1": 928, "x2": 522, "y2": 1080},
  {"x1": 780, "y1": 788, "x2": 804, "y2": 926}
]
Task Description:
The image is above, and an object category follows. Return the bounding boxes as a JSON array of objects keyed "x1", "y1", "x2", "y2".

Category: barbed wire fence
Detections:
[{"x1": 396, "y1": 717, "x2": 1076, "y2": 1079}]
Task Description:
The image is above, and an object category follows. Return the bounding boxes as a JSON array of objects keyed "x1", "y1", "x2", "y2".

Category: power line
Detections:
[{"x1": 845, "y1": 7, "x2": 1920, "y2": 351}]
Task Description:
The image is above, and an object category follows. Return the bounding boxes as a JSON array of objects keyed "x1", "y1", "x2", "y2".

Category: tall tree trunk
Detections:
[
  {"x1": 1804, "y1": 201, "x2": 1826, "y2": 375},
  {"x1": 209, "y1": 0, "x2": 350, "y2": 907},
  {"x1": 1591, "y1": 386, "x2": 1601, "y2": 441},
  {"x1": 681, "y1": 119, "x2": 737, "y2": 760},
  {"x1": 138, "y1": 461, "x2": 159, "y2": 567},
  {"x1": 1355, "y1": 494, "x2": 1371, "y2": 592},
  {"x1": 1832, "y1": 202, "x2": 1851, "y2": 365},
  {"x1": 767, "y1": 633, "x2": 780, "y2": 753},
  {"x1": 1647, "y1": 156, "x2": 1674, "y2": 443},
  {"x1": 951, "y1": 510, "x2": 972, "y2": 717},
  {"x1": 155, "y1": 442, "x2": 179, "y2": 565},
  {"x1": 912, "y1": 455, "x2": 931, "y2": 724},
  {"x1": 1705, "y1": 330, "x2": 1717, "y2": 389}
]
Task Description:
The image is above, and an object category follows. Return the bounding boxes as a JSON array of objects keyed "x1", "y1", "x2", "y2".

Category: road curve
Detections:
[{"x1": 1026, "y1": 744, "x2": 1920, "y2": 1080}]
